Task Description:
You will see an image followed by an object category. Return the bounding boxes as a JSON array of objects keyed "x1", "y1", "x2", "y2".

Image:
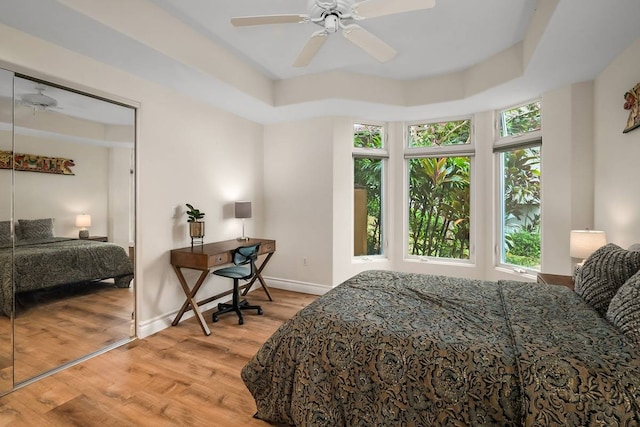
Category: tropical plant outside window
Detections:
[
  {"x1": 407, "y1": 119, "x2": 472, "y2": 259},
  {"x1": 353, "y1": 123, "x2": 385, "y2": 256},
  {"x1": 497, "y1": 101, "x2": 542, "y2": 270}
]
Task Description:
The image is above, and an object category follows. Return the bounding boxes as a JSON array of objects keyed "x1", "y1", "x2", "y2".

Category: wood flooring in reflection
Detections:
[
  {"x1": 13, "y1": 281, "x2": 134, "y2": 383},
  {"x1": 0, "y1": 288, "x2": 317, "y2": 426}
]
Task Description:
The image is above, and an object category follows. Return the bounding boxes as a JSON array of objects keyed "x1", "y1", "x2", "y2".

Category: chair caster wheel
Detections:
[
  {"x1": 257, "y1": 308, "x2": 263, "y2": 315},
  {"x1": 238, "y1": 318, "x2": 244, "y2": 325},
  {"x1": 212, "y1": 315, "x2": 219, "y2": 323}
]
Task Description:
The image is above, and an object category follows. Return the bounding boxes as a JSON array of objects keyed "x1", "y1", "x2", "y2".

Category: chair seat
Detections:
[{"x1": 212, "y1": 265, "x2": 251, "y2": 279}]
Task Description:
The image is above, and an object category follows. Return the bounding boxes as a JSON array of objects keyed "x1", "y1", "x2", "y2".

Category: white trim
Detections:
[{"x1": 266, "y1": 276, "x2": 332, "y2": 295}]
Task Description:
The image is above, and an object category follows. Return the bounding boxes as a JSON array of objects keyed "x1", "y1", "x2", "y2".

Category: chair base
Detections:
[{"x1": 212, "y1": 299, "x2": 263, "y2": 325}]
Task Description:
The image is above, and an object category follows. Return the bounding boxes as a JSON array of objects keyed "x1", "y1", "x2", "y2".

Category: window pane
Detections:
[
  {"x1": 354, "y1": 158, "x2": 383, "y2": 256},
  {"x1": 499, "y1": 101, "x2": 541, "y2": 138},
  {"x1": 500, "y1": 146, "x2": 541, "y2": 270},
  {"x1": 353, "y1": 123, "x2": 383, "y2": 149},
  {"x1": 408, "y1": 119, "x2": 471, "y2": 148},
  {"x1": 408, "y1": 156, "x2": 470, "y2": 259}
]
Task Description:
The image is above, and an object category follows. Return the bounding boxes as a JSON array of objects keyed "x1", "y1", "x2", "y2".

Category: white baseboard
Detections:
[
  {"x1": 263, "y1": 276, "x2": 332, "y2": 296},
  {"x1": 136, "y1": 276, "x2": 330, "y2": 339}
]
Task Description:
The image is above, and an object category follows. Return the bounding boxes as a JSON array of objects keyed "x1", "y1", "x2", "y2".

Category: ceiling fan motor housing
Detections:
[{"x1": 309, "y1": 0, "x2": 355, "y2": 19}]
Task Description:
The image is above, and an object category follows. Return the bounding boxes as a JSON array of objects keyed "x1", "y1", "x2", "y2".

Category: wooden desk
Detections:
[{"x1": 170, "y1": 238, "x2": 276, "y2": 336}]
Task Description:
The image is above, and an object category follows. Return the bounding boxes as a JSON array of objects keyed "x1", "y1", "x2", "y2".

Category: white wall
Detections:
[
  {"x1": 594, "y1": 37, "x2": 640, "y2": 247},
  {"x1": 0, "y1": 23, "x2": 265, "y2": 337},
  {"x1": 263, "y1": 117, "x2": 334, "y2": 293},
  {"x1": 540, "y1": 82, "x2": 595, "y2": 275},
  {"x1": 12, "y1": 133, "x2": 109, "y2": 238}
]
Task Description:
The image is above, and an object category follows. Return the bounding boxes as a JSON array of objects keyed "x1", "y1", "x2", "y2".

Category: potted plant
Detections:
[{"x1": 186, "y1": 203, "x2": 205, "y2": 241}]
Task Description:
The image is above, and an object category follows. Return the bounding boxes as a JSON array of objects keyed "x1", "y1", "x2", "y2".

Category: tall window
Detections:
[
  {"x1": 496, "y1": 100, "x2": 542, "y2": 271},
  {"x1": 406, "y1": 118, "x2": 472, "y2": 260},
  {"x1": 353, "y1": 123, "x2": 386, "y2": 257}
]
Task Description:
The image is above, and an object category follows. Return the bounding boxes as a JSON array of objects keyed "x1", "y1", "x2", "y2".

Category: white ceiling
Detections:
[
  {"x1": 150, "y1": 0, "x2": 536, "y2": 81},
  {"x1": 1, "y1": 0, "x2": 639, "y2": 124}
]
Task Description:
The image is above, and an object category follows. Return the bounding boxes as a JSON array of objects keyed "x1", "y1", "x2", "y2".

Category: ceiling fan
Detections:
[
  {"x1": 231, "y1": 0, "x2": 436, "y2": 67},
  {"x1": 18, "y1": 85, "x2": 62, "y2": 113}
]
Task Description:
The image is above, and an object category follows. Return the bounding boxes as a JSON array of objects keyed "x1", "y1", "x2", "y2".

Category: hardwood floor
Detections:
[{"x1": 0, "y1": 288, "x2": 318, "y2": 426}]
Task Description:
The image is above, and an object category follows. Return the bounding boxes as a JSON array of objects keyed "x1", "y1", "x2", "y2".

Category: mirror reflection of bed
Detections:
[{"x1": 6, "y1": 75, "x2": 136, "y2": 386}]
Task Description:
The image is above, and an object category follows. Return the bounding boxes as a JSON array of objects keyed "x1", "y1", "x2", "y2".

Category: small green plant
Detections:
[{"x1": 185, "y1": 203, "x2": 205, "y2": 222}]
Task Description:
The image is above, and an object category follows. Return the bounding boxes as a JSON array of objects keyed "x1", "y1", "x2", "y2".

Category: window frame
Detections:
[
  {"x1": 403, "y1": 116, "x2": 476, "y2": 264},
  {"x1": 494, "y1": 99, "x2": 542, "y2": 274},
  {"x1": 352, "y1": 121, "x2": 388, "y2": 260}
]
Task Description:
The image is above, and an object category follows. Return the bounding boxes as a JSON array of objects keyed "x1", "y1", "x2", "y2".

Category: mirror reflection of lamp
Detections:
[
  {"x1": 570, "y1": 229, "x2": 606, "y2": 277},
  {"x1": 76, "y1": 214, "x2": 92, "y2": 239},
  {"x1": 235, "y1": 201, "x2": 251, "y2": 241}
]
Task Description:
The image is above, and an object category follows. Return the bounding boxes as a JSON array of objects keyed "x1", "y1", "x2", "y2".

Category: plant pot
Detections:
[{"x1": 189, "y1": 221, "x2": 205, "y2": 239}]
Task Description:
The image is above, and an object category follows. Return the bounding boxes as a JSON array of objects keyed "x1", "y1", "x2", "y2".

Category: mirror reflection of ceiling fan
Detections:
[
  {"x1": 231, "y1": 0, "x2": 436, "y2": 67},
  {"x1": 18, "y1": 85, "x2": 63, "y2": 113}
]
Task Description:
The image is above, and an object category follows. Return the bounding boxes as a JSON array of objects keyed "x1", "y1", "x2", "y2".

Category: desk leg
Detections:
[
  {"x1": 241, "y1": 252, "x2": 274, "y2": 301},
  {"x1": 171, "y1": 265, "x2": 211, "y2": 336}
]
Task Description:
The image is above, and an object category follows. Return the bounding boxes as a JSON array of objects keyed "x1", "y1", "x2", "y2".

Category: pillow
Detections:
[
  {"x1": 575, "y1": 243, "x2": 640, "y2": 315},
  {"x1": 18, "y1": 218, "x2": 54, "y2": 240},
  {"x1": 629, "y1": 243, "x2": 640, "y2": 252},
  {"x1": 0, "y1": 221, "x2": 10, "y2": 244},
  {"x1": 607, "y1": 270, "x2": 640, "y2": 345}
]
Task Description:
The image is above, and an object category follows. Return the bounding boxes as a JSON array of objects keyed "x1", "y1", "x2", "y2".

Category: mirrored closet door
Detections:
[
  {"x1": 0, "y1": 69, "x2": 14, "y2": 393},
  {"x1": 0, "y1": 71, "x2": 136, "y2": 390}
]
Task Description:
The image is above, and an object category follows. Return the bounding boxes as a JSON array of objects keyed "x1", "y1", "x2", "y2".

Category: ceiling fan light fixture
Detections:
[{"x1": 324, "y1": 14, "x2": 339, "y2": 32}]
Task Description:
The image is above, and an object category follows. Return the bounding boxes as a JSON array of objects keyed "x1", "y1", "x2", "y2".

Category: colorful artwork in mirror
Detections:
[{"x1": 0, "y1": 150, "x2": 75, "y2": 175}]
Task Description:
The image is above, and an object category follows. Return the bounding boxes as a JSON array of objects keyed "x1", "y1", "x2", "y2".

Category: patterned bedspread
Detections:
[
  {"x1": 242, "y1": 270, "x2": 640, "y2": 426},
  {"x1": 0, "y1": 238, "x2": 134, "y2": 316}
]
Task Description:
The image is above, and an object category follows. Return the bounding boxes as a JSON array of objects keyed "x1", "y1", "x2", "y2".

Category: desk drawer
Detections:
[
  {"x1": 261, "y1": 241, "x2": 276, "y2": 254},
  {"x1": 210, "y1": 252, "x2": 232, "y2": 266}
]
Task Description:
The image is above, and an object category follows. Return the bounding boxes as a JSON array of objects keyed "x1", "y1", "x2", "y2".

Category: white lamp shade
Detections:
[
  {"x1": 570, "y1": 230, "x2": 606, "y2": 259},
  {"x1": 235, "y1": 201, "x2": 252, "y2": 219},
  {"x1": 75, "y1": 214, "x2": 92, "y2": 228}
]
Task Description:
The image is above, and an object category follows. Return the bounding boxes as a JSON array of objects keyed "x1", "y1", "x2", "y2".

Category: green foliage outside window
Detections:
[
  {"x1": 407, "y1": 119, "x2": 472, "y2": 259},
  {"x1": 354, "y1": 124, "x2": 384, "y2": 255},
  {"x1": 500, "y1": 101, "x2": 541, "y2": 137},
  {"x1": 500, "y1": 100, "x2": 542, "y2": 269},
  {"x1": 408, "y1": 119, "x2": 471, "y2": 147}
]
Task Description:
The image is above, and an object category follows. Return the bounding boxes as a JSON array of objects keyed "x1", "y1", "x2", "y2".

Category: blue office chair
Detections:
[{"x1": 211, "y1": 243, "x2": 263, "y2": 325}]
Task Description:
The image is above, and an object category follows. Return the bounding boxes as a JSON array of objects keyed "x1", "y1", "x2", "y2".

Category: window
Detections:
[
  {"x1": 353, "y1": 123, "x2": 386, "y2": 257},
  {"x1": 406, "y1": 118, "x2": 472, "y2": 260},
  {"x1": 495, "y1": 101, "x2": 542, "y2": 272}
]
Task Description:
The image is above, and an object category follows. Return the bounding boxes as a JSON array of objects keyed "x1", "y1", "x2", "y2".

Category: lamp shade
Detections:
[
  {"x1": 235, "y1": 201, "x2": 252, "y2": 219},
  {"x1": 75, "y1": 214, "x2": 92, "y2": 228},
  {"x1": 570, "y1": 230, "x2": 606, "y2": 259}
]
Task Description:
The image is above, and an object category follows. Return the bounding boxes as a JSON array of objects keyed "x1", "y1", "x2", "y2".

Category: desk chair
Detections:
[{"x1": 211, "y1": 243, "x2": 263, "y2": 325}]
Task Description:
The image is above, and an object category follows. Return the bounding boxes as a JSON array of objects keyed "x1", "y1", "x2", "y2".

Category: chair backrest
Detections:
[{"x1": 233, "y1": 244, "x2": 261, "y2": 275}]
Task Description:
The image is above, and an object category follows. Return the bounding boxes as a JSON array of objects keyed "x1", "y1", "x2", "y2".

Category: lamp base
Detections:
[
  {"x1": 236, "y1": 236, "x2": 249, "y2": 241},
  {"x1": 79, "y1": 229, "x2": 89, "y2": 239}
]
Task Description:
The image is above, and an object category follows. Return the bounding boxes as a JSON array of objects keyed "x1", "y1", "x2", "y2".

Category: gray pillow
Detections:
[
  {"x1": 18, "y1": 218, "x2": 54, "y2": 240},
  {"x1": 629, "y1": 243, "x2": 640, "y2": 252},
  {"x1": 575, "y1": 243, "x2": 640, "y2": 315},
  {"x1": 0, "y1": 221, "x2": 10, "y2": 244},
  {"x1": 607, "y1": 270, "x2": 640, "y2": 345}
]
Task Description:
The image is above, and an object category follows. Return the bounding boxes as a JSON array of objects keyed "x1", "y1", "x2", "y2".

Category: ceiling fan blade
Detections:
[
  {"x1": 351, "y1": 0, "x2": 436, "y2": 19},
  {"x1": 293, "y1": 31, "x2": 328, "y2": 67},
  {"x1": 231, "y1": 14, "x2": 309, "y2": 27},
  {"x1": 342, "y1": 25, "x2": 396, "y2": 63}
]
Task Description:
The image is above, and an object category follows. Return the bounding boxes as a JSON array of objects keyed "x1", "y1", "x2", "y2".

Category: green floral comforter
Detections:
[
  {"x1": 0, "y1": 238, "x2": 133, "y2": 316},
  {"x1": 242, "y1": 270, "x2": 640, "y2": 426}
]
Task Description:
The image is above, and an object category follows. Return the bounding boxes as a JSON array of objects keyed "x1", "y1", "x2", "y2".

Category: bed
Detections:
[
  {"x1": 0, "y1": 219, "x2": 134, "y2": 317},
  {"x1": 242, "y1": 245, "x2": 640, "y2": 426}
]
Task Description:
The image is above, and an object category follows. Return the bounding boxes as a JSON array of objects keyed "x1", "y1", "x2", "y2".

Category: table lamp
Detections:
[
  {"x1": 235, "y1": 201, "x2": 251, "y2": 241},
  {"x1": 570, "y1": 229, "x2": 606, "y2": 275},
  {"x1": 76, "y1": 214, "x2": 92, "y2": 239}
]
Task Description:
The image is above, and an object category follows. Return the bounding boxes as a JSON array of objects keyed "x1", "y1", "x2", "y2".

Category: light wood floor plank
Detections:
[{"x1": 0, "y1": 288, "x2": 317, "y2": 426}]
